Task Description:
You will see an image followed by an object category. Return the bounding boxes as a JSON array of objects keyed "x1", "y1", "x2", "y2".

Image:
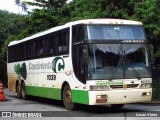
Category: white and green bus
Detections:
[{"x1": 7, "y1": 19, "x2": 152, "y2": 110}]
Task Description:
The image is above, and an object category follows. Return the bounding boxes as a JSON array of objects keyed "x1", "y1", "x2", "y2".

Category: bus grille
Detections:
[{"x1": 109, "y1": 84, "x2": 139, "y2": 89}]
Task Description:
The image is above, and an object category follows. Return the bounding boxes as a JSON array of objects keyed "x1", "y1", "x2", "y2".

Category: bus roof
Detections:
[{"x1": 8, "y1": 18, "x2": 143, "y2": 46}]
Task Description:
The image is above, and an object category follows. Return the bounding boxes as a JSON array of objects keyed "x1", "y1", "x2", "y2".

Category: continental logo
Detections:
[
  {"x1": 52, "y1": 57, "x2": 65, "y2": 73},
  {"x1": 14, "y1": 57, "x2": 65, "y2": 77}
]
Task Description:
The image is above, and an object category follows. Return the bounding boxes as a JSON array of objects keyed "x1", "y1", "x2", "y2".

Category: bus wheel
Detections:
[
  {"x1": 62, "y1": 84, "x2": 75, "y2": 110},
  {"x1": 21, "y1": 82, "x2": 27, "y2": 100},
  {"x1": 16, "y1": 82, "x2": 22, "y2": 99},
  {"x1": 111, "y1": 104, "x2": 124, "y2": 109}
]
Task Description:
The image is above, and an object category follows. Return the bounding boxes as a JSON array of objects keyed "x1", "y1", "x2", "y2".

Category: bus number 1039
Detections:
[{"x1": 47, "y1": 75, "x2": 56, "y2": 81}]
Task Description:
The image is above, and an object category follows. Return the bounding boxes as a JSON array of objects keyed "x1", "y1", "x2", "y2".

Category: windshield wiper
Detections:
[
  {"x1": 123, "y1": 50, "x2": 141, "y2": 80},
  {"x1": 130, "y1": 65, "x2": 141, "y2": 80}
]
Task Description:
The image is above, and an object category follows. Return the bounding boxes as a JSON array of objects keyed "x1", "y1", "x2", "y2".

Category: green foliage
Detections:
[
  {"x1": 15, "y1": 0, "x2": 28, "y2": 14},
  {"x1": 0, "y1": 10, "x2": 17, "y2": 41},
  {"x1": 0, "y1": 35, "x2": 17, "y2": 64},
  {"x1": 152, "y1": 77, "x2": 160, "y2": 100},
  {"x1": 0, "y1": 10, "x2": 26, "y2": 64},
  {"x1": 26, "y1": 0, "x2": 67, "y2": 12},
  {"x1": 0, "y1": 0, "x2": 69, "y2": 64},
  {"x1": 69, "y1": 0, "x2": 104, "y2": 20},
  {"x1": 131, "y1": 0, "x2": 160, "y2": 57},
  {"x1": 18, "y1": 9, "x2": 59, "y2": 37},
  {"x1": 21, "y1": 1, "x2": 28, "y2": 13},
  {"x1": 0, "y1": 0, "x2": 160, "y2": 65},
  {"x1": 70, "y1": 0, "x2": 160, "y2": 58}
]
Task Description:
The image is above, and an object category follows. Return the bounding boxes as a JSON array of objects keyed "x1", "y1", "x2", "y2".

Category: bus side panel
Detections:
[
  {"x1": 8, "y1": 74, "x2": 17, "y2": 92},
  {"x1": 7, "y1": 63, "x2": 17, "y2": 92},
  {"x1": 26, "y1": 86, "x2": 61, "y2": 100}
]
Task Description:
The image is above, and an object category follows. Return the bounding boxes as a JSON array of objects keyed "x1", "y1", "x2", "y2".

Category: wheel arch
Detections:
[
  {"x1": 61, "y1": 81, "x2": 69, "y2": 100},
  {"x1": 20, "y1": 80, "x2": 25, "y2": 87},
  {"x1": 21, "y1": 79, "x2": 27, "y2": 100},
  {"x1": 15, "y1": 79, "x2": 25, "y2": 92}
]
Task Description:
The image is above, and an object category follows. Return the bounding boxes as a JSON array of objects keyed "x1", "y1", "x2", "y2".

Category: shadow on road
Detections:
[
  {"x1": 5, "y1": 90, "x2": 145, "y2": 116},
  {"x1": 20, "y1": 95, "x2": 143, "y2": 114}
]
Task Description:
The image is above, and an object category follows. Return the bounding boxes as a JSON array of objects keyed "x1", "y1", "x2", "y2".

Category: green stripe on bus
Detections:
[
  {"x1": 26, "y1": 86, "x2": 89, "y2": 105},
  {"x1": 26, "y1": 86, "x2": 61, "y2": 100}
]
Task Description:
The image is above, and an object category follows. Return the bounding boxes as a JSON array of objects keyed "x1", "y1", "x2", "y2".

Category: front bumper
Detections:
[{"x1": 88, "y1": 88, "x2": 152, "y2": 105}]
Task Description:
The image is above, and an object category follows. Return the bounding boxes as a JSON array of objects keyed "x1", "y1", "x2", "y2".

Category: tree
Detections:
[
  {"x1": 0, "y1": 10, "x2": 23, "y2": 41},
  {"x1": 21, "y1": 1, "x2": 28, "y2": 14},
  {"x1": 69, "y1": 0, "x2": 132, "y2": 20},
  {"x1": 1, "y1": 0, "x2": 160, "y2": 65},
  {"x1": 69, "y1": 0, "x2": 105, "y2": 20},
  {"x1": 130, "y1": 0, "x2": 160, "y2": 59},
  {"x1": 0, "y1": 9, "x2": 27, "y2": 65},
  {"x1": 26, "y1": 0, "x2": 67, "y2": 11},
  {"x1": 15, "y1": 0, "x2": 21, "y2": 14},
  {"x1": 70, "y1": 0, "x2": 160, "y2": 59},
  {"x1": 21, "y1": 0, "x2": 69, "y2": 35},
  {"x1": 15, "y1": 0, "x2": 28, "y2": 14}
]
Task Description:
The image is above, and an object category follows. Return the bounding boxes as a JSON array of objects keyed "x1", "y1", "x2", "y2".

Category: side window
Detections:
[
  {"x1": 8, "y1": 28, "x2": 70, "y2": 62},
  {"x1": 28, "y1": 41, "x2": 33, "y2": 58},
  {"x1": 16, "y1": 45, "x2": 19, "y2": 60},
  {"x1": 33, "y1": 40, "x2": 38, "y2": 57},
  {"x1": 8, "y1": 44, "x2": 26, "y2": 62},
  {"x1": 50, "y1": 35, "x2": 57, "y2": 54},
  {"x1": 20, "y1": 44, "x2": 24, "y2": 60},
  {"x1": 57, "y1": 32, "x2": 63, "y2": 52},
  {"x1": 38, "y1": 39, "x2": 44, "y2": 56},
  {"x1": 44, "y1": 28, "x2": 70, "y2": 56},
  {"x1": 12, "y1": 46, "x2": 17, "y2": 61},
  {"x1": 63, "y1": 30, "x2": 69, "y2": 52},
  {"x1": 56, "y1": 28, "x2": 69, "y2": 53},
  {"x1": 17, "y1": 44, "x2": 21, "y2": 60},
  {"x1": 26, "y1": 42, "x2": 29, "y2": 58},
  {"x1": 45, "y1": 37, "x2": 51, "y2": 55},
  {"x1": 45, "y1": 35, "x2": 57, "y2": 55},
  {"x1": 23, "y1": 44, "x2": 27, "y2": 59}
]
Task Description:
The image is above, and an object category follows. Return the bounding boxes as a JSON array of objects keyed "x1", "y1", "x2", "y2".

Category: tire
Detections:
[
  {"x1": 111, "y1": 104, "x2": 124, "y2": 109},
  {"x1": 21, "y1": 82, "x2": 27, "y2": 100},
  {"x1": 16, "y1": 82, "x2": 22, "y2": 99},
  {"x1": 62, "y1": 84, "x2": 75, "y2": 110}
]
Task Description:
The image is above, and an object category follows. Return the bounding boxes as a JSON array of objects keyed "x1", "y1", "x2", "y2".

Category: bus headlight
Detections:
[
  {"x1": 96, "y1": 95, "x2": 107, "y2": 99},
  {"x1": 140, "y1": 83, "x2": 151, "y2": 89},
  {"x1": 90, "y1": 85, "x2": 110, "y2": 91}
]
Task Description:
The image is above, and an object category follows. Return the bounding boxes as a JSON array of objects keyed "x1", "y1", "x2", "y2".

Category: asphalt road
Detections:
[{"x1": 0, "y1": 89, "x2": 160, "y2": 120}]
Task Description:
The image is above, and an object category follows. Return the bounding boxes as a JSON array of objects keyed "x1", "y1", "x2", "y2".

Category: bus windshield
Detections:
[
  {"x1": 88, "y1": 44, "x2": 151, "y2": 80},
  {"x1": 87, "y1": 25, "x2": 145, "y2": 40}
]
